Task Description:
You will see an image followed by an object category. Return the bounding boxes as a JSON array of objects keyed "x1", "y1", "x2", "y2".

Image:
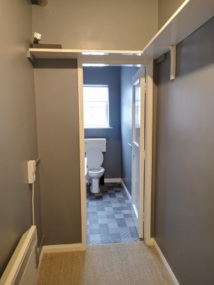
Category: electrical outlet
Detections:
[{"x1": 27, "y1": 160, "x2": 36, "y2": 184}]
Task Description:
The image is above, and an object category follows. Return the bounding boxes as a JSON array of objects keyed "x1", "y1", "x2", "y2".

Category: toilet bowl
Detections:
[
  {"x1": 86, "y1": 146, "x2": 105, "y2": 194},
  {"x1": 88, "y1": 167, "x2": 105, "y2": 193},
  {"x1": 88, "y1": 167, "x2": 105, "y2": 178}
]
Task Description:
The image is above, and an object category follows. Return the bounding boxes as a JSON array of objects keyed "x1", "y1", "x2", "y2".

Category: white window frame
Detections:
[{"x1": 83, "y1": 85, "x2": 110, "y2": 128}]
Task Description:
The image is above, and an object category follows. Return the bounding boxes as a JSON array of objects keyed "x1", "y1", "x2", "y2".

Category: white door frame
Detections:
[
  {"x1": 131, "y1": 67, "x2": 146, "y2": 239},
  {"x1": 144, "y1": 61, "x2": 153, "y2": 245},
  {"x1": 77, "y1": 58, "x2": 154, "y2": 248}
]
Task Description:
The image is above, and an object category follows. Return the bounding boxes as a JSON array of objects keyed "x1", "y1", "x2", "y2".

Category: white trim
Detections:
[
  {"x1": 151, "y1": 238, "x2": 180, "y2": 285},
  {"x1": 27, "y1": 49, "x2": 149, "y2": 65},
  {"x1": 0, "y1": 226, "x2": 37, "y2": 285},
  {"x1": 139, "y1": 67, "x2": 146, "y2": 239},
  {"x1": 121, "y1": 180, "x2": 131, "y2": 200},
  {"x1": 29, "y1": 48, "x2": 144, "y2": 56},
  {"x1": 104, "y1": 178, "x2": 122, "y2": 183},
  {"x1": 169, "y1": 45, "x2": 176, "y2": 80},
  {"x1": 131, "y1": 67, "x2": 146, "y2": 239},
  {"x1": 77, "y1": 61, "x2": 87, "y2": 250},
  {"x1": 142, "y1": 0, "x2": 214, "y2": 60},
  {"x1": 41, "y1": 243, "x2": 85, "y2": 255},
  {"x1": 132, "y1": 205, "x2": 139, "y2": 219},
  {"x1": 121, "y1": 179, "x2": 139, "y2": 230},
  {"x1": 144, "y1": 60, "x2": 153, "y2": 245}
]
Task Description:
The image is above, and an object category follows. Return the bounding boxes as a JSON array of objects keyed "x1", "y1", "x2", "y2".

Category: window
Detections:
[{"x1": 83, "y1": 85, "x2": 109, "y2": 128}]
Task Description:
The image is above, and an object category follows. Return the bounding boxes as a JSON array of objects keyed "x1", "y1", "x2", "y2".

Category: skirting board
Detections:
[
  {"x1": 39, "y1": 243, "x2": 85, "y2": 268},
  {"x1": 105, "y1": 178, "x2": 136, "y2": 220},
  {"x1": 104, "y1": 178, "x2": 137, "y2": 222},
  {"x1": 151, "y1": 238, "x2": 180, "y2": 285},
  {"x1": 121, "y1": 180, "x2": 140, "y2": 234},
  {"x1": 104, "y1": 178, "x2": 122, "y2": 183},
  {"x1": 121, "y1": 180, "x2": 132, "y2": 200}
]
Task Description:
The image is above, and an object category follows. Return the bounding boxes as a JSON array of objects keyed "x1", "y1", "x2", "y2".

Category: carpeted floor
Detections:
[{"x1": 38, "y1": 242, "x2": 173, "y2": 285}]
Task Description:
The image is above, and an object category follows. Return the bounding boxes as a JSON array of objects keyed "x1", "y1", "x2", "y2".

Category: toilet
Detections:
[{"x1": 85, "y1": 138, "x2": 106, "y2": 194}]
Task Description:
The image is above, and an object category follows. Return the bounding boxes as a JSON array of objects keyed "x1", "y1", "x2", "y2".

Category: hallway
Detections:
[{"x1": 38, "y1": 241, "x2": 173, "y2": 285}]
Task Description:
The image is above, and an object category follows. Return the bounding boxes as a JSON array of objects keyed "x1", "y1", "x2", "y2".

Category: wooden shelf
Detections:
[
  {"x1": 27, "y1": 0, "x2": 214, "y2": 63},
  {"x1": 28, "y1": 49, "x2": 144, "y2": 59},
  {"x1": 27, "y1": 49, "x2": 149, "y2": 65},
  {"x1": 142, "y1": 0, "x2": 214, "y2": 59}
]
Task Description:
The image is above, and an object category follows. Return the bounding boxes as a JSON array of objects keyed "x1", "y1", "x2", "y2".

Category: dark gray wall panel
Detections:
[
  {"x1": 84, "y1": 67, "x2": 122, "y2": 179},
  {"x1": 34, "y1": 67, "x2": 81, "y2": 245},
  {"x1": 120, "y1": 67, "x2": 138, "y2": 194},
  {"x1": 0, "y1": 1, "x2": 41, "y2": 277},
  {"x1": 155, "y1": 17, "x2": 214, "y2": 285}
]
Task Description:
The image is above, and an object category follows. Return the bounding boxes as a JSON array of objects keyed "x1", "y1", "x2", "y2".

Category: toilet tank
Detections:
[{"x1": 84, "y1": 138, "x2": 106, "y2": 152}]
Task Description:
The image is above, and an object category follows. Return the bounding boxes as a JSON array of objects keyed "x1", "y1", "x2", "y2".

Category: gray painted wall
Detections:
[
  {"x1": 120, "y1": 67, "x2": 138, "y2": 194},
  {"x1": 0, "y1": 1, "x2": 42, "y2": 276},
  {"x1": 84, "y1": 67, "x2": 121, "y2": 179},
  {"x1": 154, "y1": 17, "x2": 214, "y2": 285},
  {"x1": 158, "y1": 0, "x2": 185, "y2": 28},
  {"x1": 34, "y1": 63, "x2": 82, "y2": 245},
  {"x1": 32, "y1": 0, "x2": 158, "y2": 50}
]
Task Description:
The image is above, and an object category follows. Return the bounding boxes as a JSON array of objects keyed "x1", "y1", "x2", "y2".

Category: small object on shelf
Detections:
[
  {"x1": 31, "y1": 32, "x2": 62, "y2": 49},
  {"x1": 31, "y1": 0, "x2": 49, "y2": 6},
  {"x1": 33, "y1": 32, "x2": 42, "y2": 44}
]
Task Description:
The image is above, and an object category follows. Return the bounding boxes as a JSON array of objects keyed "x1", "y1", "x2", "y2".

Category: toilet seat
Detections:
[
  {"x1": 86, "y1": 147, "x2": 103, "y2": 168},
  {"x1": 88, "y1": 167, "x2": 104, "y2": 174}
]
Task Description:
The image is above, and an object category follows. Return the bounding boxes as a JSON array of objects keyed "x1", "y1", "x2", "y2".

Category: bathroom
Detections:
[{"x1": 83, "y1": 65, "x2": 140, "y2": 245}]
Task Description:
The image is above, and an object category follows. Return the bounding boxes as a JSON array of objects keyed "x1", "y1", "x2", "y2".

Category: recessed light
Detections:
[
  {"x1": 82, "y1": 52, "x2": 109, "y2": 56},
  {"x1": 82, "y1": 64, "x2": 109, "y2": 67}
]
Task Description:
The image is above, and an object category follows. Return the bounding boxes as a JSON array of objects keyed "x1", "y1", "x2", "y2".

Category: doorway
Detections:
[
  {"x1": 131, "y1": 68, "x2": 146, "y2": 239},
  {"x1": 83, "y1": 66, "x2": 140, "y2": 245},
  {"x1": 77, "y1": 60, "x2": 153, "y2": 248}
]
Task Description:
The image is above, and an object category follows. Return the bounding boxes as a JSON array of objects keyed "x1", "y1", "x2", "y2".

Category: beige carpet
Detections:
[{"x1": 38, "y1": 242, "x2": 173, "y2": 285}]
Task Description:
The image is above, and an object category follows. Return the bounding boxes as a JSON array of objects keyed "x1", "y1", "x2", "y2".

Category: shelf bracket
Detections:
[
  {"x1": 26, "y1": 51, "x2": 36, "y2": 66},
  {"x1": 169, "y1": 45, "x2": 176, "y2": 80}
]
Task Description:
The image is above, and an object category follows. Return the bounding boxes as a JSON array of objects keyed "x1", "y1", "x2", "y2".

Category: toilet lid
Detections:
[{"x1": 86, "y1": 147, "x2": 103, "y2": 168}]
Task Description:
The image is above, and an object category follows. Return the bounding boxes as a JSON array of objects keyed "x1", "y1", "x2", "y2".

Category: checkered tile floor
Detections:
[{"x1": 87, "y1": 183, "x2": 139, "y2": 245}]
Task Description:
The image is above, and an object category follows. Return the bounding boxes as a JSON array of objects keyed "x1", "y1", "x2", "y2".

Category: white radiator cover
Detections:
[{"x1": 0, "y1": 226, "x2": 38, "y2": 285}]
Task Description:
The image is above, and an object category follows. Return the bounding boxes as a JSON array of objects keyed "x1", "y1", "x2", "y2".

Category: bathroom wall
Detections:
[
  {"x1": 120, "y1": 66, "x2": 139, "y2": 194},
  {"x1": 32, "y1": 0, "x2": 158, "y2": 51},
  {"x1": 34, "y1": 60, "x2": 82, "y2": 245},
  {"x1": 158, "y1": 0, "x2": 185, "y2": 28},
  {"x1": 154, "y1": 17, "x2": 214, "y2": 284},
  {"x1": 84, "y1": 67, "x2": 122, "y2": 179},
  {"x1": 0, "y1": 1, "x2": 42, "y2": 276}
]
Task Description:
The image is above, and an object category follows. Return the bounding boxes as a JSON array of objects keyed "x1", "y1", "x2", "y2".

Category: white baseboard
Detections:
[
  {"x1": 121, "y1": 179, "x2": 139, "y2": 233},
  {"x1": 121, "y1": 179, "x2": 137, "y2": 218},
  {"x1": 121, "y1": 180, "x2": 132, "y2": 200},
  {"x1": 151, "y1": 238, "x2": 180, "y2": 285},
  {"x1": 42, "y1": 243, "x2": 85, "y2": 254},
  {"x1": 39, "y1": 243, "x2": 85, "y2": 267},
  {"x1": 104, "y1": 178, "x2": 122, "y2": 183}
]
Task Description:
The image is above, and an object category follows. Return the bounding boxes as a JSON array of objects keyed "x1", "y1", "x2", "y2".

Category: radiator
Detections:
[{"x1": 0, "y1": 226, "x2": 38, "y2": 285}]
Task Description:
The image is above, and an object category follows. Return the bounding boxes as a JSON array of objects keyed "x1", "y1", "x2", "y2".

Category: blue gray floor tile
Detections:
[{"x1": 87, "y1": 183, "x2": 139, "y2": 245}]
